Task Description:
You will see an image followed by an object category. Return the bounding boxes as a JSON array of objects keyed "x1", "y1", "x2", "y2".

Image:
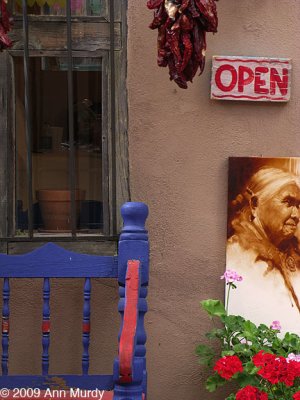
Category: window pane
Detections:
[
  {"x1": 13, "y1": 0, "x2": 107, "y2": 16},
  {"x1": 15, "y1": 57, "x2": 104, "y2": 237}
]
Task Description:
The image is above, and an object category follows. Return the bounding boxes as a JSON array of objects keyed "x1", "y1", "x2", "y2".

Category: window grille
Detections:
[{"x1": 0, "y1": 0, "x2": 125, "y2": 244}]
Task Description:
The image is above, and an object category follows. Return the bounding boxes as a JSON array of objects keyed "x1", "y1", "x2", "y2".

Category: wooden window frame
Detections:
[{"x1": 0, "y1": 1, "x2": 129, "y2": 255}]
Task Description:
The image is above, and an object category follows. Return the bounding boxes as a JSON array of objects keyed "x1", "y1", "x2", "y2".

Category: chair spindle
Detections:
[
  {"x1": 42, "y1": 278, "x2": 50, "y2": 375},
  {"x1": 2, "y1": 278, "x2": 10, "y2": 375},
  {"x1": 82, "y1": 277, "x2": 91, "y2": 375}
]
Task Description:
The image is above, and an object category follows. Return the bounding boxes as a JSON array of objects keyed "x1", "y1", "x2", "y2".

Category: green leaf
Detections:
[
  {"x1": 237, "y1": 372, "x2": 259, "y2": 387},
  {"x1": 232, "y1": 344, "x2": 253, "y2": 358},
  {"x1": 231, "y1": 336, "x2": 241, "y2": 345},
  {"x1": 223, "y1": 314, "x2": 245, "y2": 331},
  {"x1": 282, "y1": 332, "x2": 300, "y2": 353},
  {"x1": 243, "y1": 361, "x2": 259, "y2": 375},
  {"x1": 221, "y1": 350, "x2": 235, "y2": 357},
  {"x1": 258, "y1": 323, "x2": 269, "y2": 331},
  {"x1": 195, "y1": 344, "x2": 215, "y2": 367},
  {"x1": 243, "y1": 320, "x2": 258, "y2": 339},
  {"x1": 225, "y1": 394, "x2": 235, "y2": 400},
  {"x1": 205, "y1": 328, "x2": 226, "y2": 340},
  {"x1": 201, "y1": 299, "x2": 226, "y2": 318},
  {"x1": 206, "y1": 374, "x2": 226, "y2": 392}
]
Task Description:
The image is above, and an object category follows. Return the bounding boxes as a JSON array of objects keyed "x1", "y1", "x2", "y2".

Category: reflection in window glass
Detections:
[
  {"x1": 15, "y1": 57, "x2": 104, "y2": 236},
  {"x1": 14, "y1": 0, "x2": 106, "y2": 16}
]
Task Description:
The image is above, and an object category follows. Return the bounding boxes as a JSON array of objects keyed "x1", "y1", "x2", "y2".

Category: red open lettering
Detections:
[
  {"x1": 254, "y1": 67, "x2": 269, "y2": 94},
  {"x1": 238, "y1": 66, "x2": 254, "y2": 93},
  {"x1": 215, "y1": 64, "x2": 237, "y2": 92},
  {"x1": 212, "y1": 56, "x2": 290, "y2": 101},
  {"x1": 270, "y1": 68, "x2": 288, "y2": 96}
]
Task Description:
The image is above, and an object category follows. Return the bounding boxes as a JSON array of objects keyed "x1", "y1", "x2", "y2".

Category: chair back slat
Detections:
[
  {"x1": 2, "y1": 278, "x2": 10, "y2": 376},
  {"x1": 82, "y1": 277, "x2": 91, "y2": 375},
  {"x1": 0, "y1": 374, "x2": 114, "y2": 390},
  {"x1": 0, "y1": 244, "x2": 118, "y2": 278},
  {"x1": 0, "y1": 202, "x2": 149, "y2": 399},
  {"x1": 42, "y1": 278, "x2": 50, "y2": 375}
]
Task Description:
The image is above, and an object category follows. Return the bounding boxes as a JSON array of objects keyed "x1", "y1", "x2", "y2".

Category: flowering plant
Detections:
[{"x1": 196, "y1": 270, "x2": 300, "y2": 399}]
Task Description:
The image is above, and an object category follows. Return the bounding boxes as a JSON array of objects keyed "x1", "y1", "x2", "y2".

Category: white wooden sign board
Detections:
[{"x1": 211, "y1": 56, "x2": 291, "y2": 102}]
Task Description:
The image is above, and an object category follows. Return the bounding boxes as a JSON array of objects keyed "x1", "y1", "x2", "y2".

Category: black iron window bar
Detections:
[{"x1": 20, "y1": 0, "x2": 116, "y2": 238}]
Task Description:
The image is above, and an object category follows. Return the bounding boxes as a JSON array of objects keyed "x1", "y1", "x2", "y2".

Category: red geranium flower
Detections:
[
  {"x1": 253, "y1": 351, "x2": 300, "y2": 386},
  {"x1": 252, "y1": 351, "x2": 274, "y2": 368},
  {"x1": 213, "y1": 355, "x2": 243, "y2": 380},
  {"x1": 236, "y1": 385, "x2": 268, "y2": 400},
  {"x1": 293, "y1": 391, "x2": 300, "y2": 400}
]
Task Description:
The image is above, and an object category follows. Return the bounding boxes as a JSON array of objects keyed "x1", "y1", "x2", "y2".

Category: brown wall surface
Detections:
[{"x1": 127, "y1": 1, "x2": 300, "y2": 399}]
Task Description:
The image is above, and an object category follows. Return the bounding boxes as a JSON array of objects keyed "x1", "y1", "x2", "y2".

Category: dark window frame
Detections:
[{"x1": 0, "y1": 0, "x2": 129, "y2": 255}]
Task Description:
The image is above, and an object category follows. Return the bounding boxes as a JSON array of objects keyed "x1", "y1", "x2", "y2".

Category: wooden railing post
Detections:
[{"x1": 113, "y1": 202, "x2": 149, "y2": 400}]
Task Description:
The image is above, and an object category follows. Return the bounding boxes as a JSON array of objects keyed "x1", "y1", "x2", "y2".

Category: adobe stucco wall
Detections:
[{"x1": 127, "y1": 1, "x2": 300, "y2": 399}]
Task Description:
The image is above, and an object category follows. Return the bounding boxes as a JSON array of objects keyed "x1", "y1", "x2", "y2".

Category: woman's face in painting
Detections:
[{"x1": 255, "y1": 183, "x2": 300, "y2": 246}]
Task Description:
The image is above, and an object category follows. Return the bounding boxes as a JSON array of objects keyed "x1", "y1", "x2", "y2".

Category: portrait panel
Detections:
[{"x1": 226, "y1": 157, "x2": 300, "y2": 334}]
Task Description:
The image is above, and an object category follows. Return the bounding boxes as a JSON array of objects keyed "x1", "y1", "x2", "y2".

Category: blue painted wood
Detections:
[
  {"x1": 113, "y1": 202, "x2": 149, "y2": 399},
  {"x1": 0, "y1": 202, "x2": 150, "y2": 400},
  {"x1": 42, "y1": 278, "x2": 50, "y2": 375},
  {"x1": 0, "y1": 375, "x2": 114, "y2": 390},
  {"x1": 112, "y1": 384, "x2": 143, "y2": 400},
  {"x1": 2, "y1": 278, "x2": 10, "y2": 376},
  {"x1": 0, "y1": 244, "x2": 118, "y2": 278},
  {"x1": 113, "y1": 358, "x2": 144, "y2": 400},
  {"x1": 118, "y1": 203, "x2": 149, "y2": 285},
  {"x1": 82, "y1": 277, "x2": 91, "y2": 375},
  {"x1": 136, "y1": 286, "x2": 148, "y2": 396}
]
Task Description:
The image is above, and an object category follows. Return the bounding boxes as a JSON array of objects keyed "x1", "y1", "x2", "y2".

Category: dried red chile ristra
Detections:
[
  {"x1": 0, "y1": 0, "x2": 13, "y2": 51},
  {"x1": 147, "y1": 0, "x2": 219, "y2": 89}
]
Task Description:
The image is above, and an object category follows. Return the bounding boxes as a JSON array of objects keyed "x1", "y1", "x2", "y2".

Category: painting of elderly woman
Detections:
[{"x1": 226, "y1": 157, "x2": 300, "y2": 334}]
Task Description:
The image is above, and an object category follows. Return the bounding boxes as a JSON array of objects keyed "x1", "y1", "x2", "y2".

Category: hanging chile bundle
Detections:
[
  {"x1": 147, "y1": 0, "x2": 219, "y2": 89},
  {"x1": 0, "y1": 0, "x2": 13, "y2": 50}
]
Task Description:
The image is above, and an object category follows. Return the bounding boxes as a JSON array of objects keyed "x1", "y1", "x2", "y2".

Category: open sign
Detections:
[{"x1": 211, "y1": 56, "x2": 291, "y2": 102}]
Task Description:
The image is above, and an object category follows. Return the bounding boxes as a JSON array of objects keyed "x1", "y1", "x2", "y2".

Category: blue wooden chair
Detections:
[{"x1": 0, "y1": 202, "x2": 149, "y2": 400}]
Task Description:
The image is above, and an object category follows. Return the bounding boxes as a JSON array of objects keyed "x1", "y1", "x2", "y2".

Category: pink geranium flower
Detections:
[
  {"x1": 287, "y1": 353, "x2": 300, "y2": 363},
  {"x1": 220, "y1": 269, "x2": 243, "y2": 284},
  {"x1": 270, "y1": 320, "x2": 281, "y2": 331}
]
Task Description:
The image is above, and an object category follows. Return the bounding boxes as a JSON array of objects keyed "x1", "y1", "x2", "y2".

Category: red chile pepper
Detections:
[
  {"x1": 193, "y1": 20, "x2": 206, "y2": 62},
  {"x1": 147, "y1": 0, "x2": 219, "y2": 89},
  {"x1": 180, "y1": 31, "x2": 193, "y2": 73},
  {"x1": 0, "y1": 0, "x2": 13, "y2": 51},
  {"x1": 1, "y1": 0, "x2": 10, "y2": 32},
  {"x1": 198, "y1": 30, "x2": 206, "y2": 74},
  {"x1": 157, "y1": 26, "x2": 168, "y2": 67},
  {"x1": 168, "y1": 56, "x2": 188, "y2": 89},
  {"x1": 149, "y1": 2, "x2": 168, "y2": 30},
  {"x1": 180, "y1": 14, "x2": 193, "y2": 31},
  {"x1": 179, "y1": 0, "x2": 190, "y2": 13},
  {"x1": 147, "y1": 0, "x2": 164, "y2": 10},
  {"x1": 167, "y1": 28, "x2": 182, "y2": 71},
  {"x1": 189, "y1": 0, "x2": 200, "y2": 18},
  {"x1": 194, "y1": 0, "x2": 218, "y2": 32}
]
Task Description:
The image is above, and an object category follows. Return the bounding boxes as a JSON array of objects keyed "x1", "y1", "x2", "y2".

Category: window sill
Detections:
[{"x1": 12, "y1": 15, "x2": 109, "y2": 22}]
